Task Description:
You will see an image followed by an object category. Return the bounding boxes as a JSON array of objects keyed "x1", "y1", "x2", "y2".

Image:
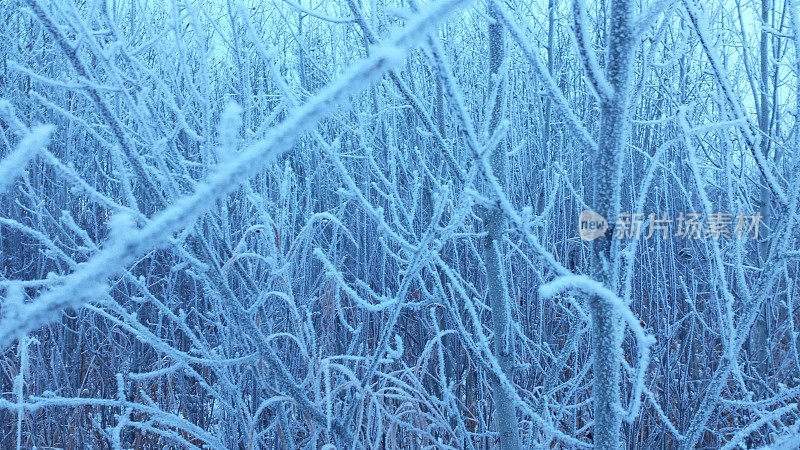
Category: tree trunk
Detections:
[
  {"x1": 484, "y1": 3, "x2": 521, "y2": 449},
  {"x1": 591, "y1": 0, "x2": 636, "y2": 447}
]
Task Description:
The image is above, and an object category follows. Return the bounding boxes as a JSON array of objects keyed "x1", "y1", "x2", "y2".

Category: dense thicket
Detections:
[{"x1": 1, "y1": 0, "x2": 800, "y2": 448}]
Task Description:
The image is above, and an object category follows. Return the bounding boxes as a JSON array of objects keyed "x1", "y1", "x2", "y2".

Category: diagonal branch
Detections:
[{"x1": 0, "y1": 0, "x2": 471, "y2": 349}]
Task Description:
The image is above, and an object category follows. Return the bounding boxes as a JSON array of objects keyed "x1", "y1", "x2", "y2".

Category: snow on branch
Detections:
[
  {"x1": 539, "y1": 275, "x2": 656, "y2": 422},
  {"x1": 0, "y1": 0, "x2": 471, "y2": 350},
  {"x1": 0, "y1": 123, "x2": 54, "y2": 195}
]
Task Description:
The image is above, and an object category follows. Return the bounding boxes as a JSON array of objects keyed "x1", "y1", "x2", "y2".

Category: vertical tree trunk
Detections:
[
  {"x1": 753, "y1": 0, "x2": 772, "y2": 382},
  {"x1": 485, "y1": 3, "x2": 521, "y2": 449},
  {"x1": 591, "y1": 0, "x2": 636, "y2": 447},
  {"x1": 542, "y1": 0, "x2": 556, "y2": 160}
]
